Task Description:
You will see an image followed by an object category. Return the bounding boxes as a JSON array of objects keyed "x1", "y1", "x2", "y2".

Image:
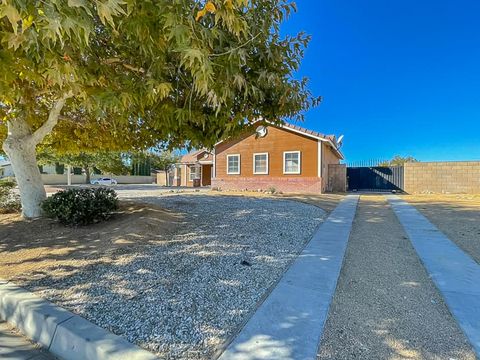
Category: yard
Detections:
[
  {"x1": 402, "y1": 194, "x2": 480, "y2": 264},
  {"x1": 0, "y1": 191, "x2": 339, "y2": 359}
]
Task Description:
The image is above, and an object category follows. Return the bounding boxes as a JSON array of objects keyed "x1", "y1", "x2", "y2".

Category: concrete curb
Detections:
[{"x1": 0, "y1": 280, "x2": 158, "y2": 360}]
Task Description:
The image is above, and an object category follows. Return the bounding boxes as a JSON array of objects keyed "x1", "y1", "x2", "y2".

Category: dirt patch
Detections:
[
  {"x1": 403, "y1": 194, "x2": 480, "y2": 264},
  {"x1": 0, "y1": 201, "x2": 184, "y2": 281}
]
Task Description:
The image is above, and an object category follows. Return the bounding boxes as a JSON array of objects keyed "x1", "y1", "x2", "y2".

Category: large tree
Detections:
[{"x1": 0, "y1": 0, "x2": 319, "y2": 217}]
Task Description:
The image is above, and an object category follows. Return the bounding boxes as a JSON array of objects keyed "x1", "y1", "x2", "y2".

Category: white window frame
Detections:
[
  {"x1": 189, "y1": 165, "x2": 201, "y2": 181},
  {"x1": 226, "y1": 154, "x2": 241, "y2": 175},
  {"x1": 253, "y1": 152, "x2": 269, "y2": 175},
  {"x1": 283, "y1": 151, "x2": 301, "y2": 174}
]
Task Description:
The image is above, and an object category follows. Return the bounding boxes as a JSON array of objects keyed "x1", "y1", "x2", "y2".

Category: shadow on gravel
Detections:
[{"x1": 0, "y1": 194, "x2": 325, "y2": 359}]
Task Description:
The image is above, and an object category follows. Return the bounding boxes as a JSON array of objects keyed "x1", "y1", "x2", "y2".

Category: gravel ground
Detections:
[
  {"x1": 317, "y1": 195, "x2": 476, "y2": 360},
  {"x1": 21, "y1": 195, "x2": 325, "y2": 359}
]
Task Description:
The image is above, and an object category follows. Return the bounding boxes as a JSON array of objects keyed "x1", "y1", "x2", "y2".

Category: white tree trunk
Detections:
[
  {"x1": 1, "y1": 93, "x2": 72, "y2": 218},
  {"x1": 3, "y1": 134, "x2": 46, "y2": 218}
]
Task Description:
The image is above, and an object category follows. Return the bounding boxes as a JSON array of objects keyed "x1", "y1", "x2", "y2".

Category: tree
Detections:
[
  {"x1": 38, "y1": 150, "x2": 129, "y2": 183},
  {"x1": 379, "y1": 155, "x2": 418, "y2": 167},
  {"x1": 1, "y1": 0, "x2": 319, "y2": 217}
]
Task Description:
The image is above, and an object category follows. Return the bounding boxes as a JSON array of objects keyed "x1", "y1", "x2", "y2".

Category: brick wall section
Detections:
[
  {"x1": 404, "y1": 161, "x2": 480, "y2": 194},
  {"x1": 211, "y1": 177, "x2": 323, "y2": 193},
  {"x1": 327, "y1": 164, "x2": 346, "y2": 192}
]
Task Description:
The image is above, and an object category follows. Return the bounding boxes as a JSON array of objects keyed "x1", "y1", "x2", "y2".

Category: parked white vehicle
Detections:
[{"x1": 90, "y1": 177, "x2": 118, "y2": 185}]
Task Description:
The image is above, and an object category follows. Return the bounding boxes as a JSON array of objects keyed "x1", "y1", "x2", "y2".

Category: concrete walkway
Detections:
[
  {"x1": 0, "y1": 321, "x2": 55, "y2": 360},
  {"x1": 218, "y1": 195, "x2": 359, "y2": 360},
  {"x1": 389, "y1": 195, "x2": 480, "y2": 356},
  {"x1": 318, "y1": 195, "x2": 475, "y2": 360}
]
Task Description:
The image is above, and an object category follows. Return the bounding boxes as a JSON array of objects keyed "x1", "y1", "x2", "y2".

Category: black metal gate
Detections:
[{"x1": 347, "y1": 166, "x2": 404, "y2": 192}]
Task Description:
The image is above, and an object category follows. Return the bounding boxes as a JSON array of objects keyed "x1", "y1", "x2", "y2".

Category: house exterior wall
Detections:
[
  {"x1": 321, "y1": 143, "x2": 341, "y2": 191},
  {"x1": 0, "y1": 164, "x2": 14, "y2": 178},
  {"x1": 404, "y1": 161, "x2": 480, "y2": 194},
  {"x1": 212, "y1": 126, "x2": 325, "y2": 193}
]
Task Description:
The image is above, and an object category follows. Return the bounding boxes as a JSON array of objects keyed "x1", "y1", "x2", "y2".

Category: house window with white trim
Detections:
[
  {"x1": 227, "y1": 154, "x2": 240, "y2": 174},
  {"x1": 253, "y1": 153, "x2": 269, "y2": 174},
  {"x1": 189, "y1": 165, "x2": 201, "y2": 181},
  {"x1": 283, "y1": 151, "x2": 301, "y2": 174}
]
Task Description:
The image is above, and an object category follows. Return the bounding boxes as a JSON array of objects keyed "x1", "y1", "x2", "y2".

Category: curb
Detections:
[{"x1": 0, "y1": 280, "x2": 158, "y2": 360}]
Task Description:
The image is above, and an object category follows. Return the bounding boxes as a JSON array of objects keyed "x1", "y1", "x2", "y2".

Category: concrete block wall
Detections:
[
  {"x1": 41, "y1": 174, "x2": 155, "y2": 185},
  {"x1": 404, "y1": 161, "x2": 480, "y2": 194}
]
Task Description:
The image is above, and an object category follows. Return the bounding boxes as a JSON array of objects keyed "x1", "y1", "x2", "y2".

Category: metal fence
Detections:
[{"x1": 347, "y1": 165, "x2": 405, "y2": 192}]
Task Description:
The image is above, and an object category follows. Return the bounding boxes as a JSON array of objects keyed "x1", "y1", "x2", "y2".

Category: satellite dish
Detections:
[
  {"x1": 336, "y1": 135, "x2": 344, "y2": 148},
  {"x1": 256, "y1": 125, "x2": 268, "y2": 138},
  {"x1": 203, "y1": 152, "x2": 209, "y2": 159}
]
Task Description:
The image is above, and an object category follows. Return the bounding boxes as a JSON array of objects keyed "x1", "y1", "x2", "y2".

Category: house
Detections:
[
  {"x1": 0, "y1": 160, "x2": 14, "y2": 178},
  {"x1": 173, "y1": 149, "x2": 214, "y2": 187},
  {"x1": 174, "y1": 122, "x2": 344, "y2": 193}
]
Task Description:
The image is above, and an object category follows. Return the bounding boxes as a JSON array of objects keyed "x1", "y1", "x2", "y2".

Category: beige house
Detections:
[{"x1": 173, "y1": 149, "x2": 214, "y2": 187}]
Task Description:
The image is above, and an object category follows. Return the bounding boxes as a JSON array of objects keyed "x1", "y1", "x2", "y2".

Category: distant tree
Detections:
[
  {"x1": 379, "y1": 155, "x2": 418, "y2": 167},
  {"x1": 1, "y1": 0, "x2": 319, "y2": 217},
  {"x1": 38, "y1": 150, "x2": 129, "y2": 183}
]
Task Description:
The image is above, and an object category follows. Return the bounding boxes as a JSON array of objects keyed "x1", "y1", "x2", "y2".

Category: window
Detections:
[
  {"x1": 189, "y1": 165, "x2": 202, "y2": 181},
  {"x1": 283, "y1": 151, "x2": 301, "y2": 174},
  {"x1": 253, "y1": 153, "x2": 269, "y2": 174},
  {"x1": 227, "y1": 154, "x2": 240, "y2": 174}
]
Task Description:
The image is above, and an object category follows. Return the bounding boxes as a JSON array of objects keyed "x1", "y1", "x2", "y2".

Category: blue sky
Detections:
[{"x1": 281, "y1": 0, "x2": 480, "y2": 162}]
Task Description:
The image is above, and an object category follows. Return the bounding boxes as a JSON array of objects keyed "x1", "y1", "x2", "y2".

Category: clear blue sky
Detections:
[{"x1": 281, "y1": 0, "x2": 480, "y2": 162}]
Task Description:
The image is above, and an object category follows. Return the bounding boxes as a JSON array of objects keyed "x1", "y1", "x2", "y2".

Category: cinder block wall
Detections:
[{"x1": 404, "y1": 161, "x2": 480, "y2": 194}]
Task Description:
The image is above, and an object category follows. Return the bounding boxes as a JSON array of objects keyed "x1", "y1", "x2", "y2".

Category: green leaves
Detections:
[
  {"x1": 95, "y1": 0, "x2": 126, "y2": 27},
  {"x1": 1, "y1": 0, "x2": 319, "y2": 155},
  {"x1": 0, "y1": 4, "x2": 21, "y2": 34}
]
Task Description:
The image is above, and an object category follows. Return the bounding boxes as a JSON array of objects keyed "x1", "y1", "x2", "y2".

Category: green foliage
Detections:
[
  {"x1": 266, "y1": 186, "x2": 277, "y2": 194},
  {"x1": 38, "y1": 149, "x2": 130, "y2": 175},
  {"x1": 1, "y1": 0, "x2": 319, "y2": 153},
  {"x1": 0, "y1": 178, "x2": 21, "y2": 213},
  {"x1": 379, "y1": 156, "x2": 418, "y2": 167},
  {"x1": 42, "y1": 188, "x2": 118, "y2": 226}
]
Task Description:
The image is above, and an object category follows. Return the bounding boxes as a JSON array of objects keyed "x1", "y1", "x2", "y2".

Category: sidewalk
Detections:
[
  {"x1": 0, "y1": 321, "x2": 55, "y2": 360},
  {"x1": 219, "y1": 195, "x2": 359, "y2": 360}
]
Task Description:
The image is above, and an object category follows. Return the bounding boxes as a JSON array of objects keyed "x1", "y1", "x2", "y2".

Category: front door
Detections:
[{"x1": 202, "y1": 165, "x2": 212, "y2": 186}]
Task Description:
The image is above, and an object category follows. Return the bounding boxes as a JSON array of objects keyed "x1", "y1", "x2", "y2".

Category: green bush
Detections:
[
  {"x1": 42, "y1": 188, "x2": 118, "y2": 225},
  {"x1": 0, "y1": 179, "x2": 21, "y2": 214}
]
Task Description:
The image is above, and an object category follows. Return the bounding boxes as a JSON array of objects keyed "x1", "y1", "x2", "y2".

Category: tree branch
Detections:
[{"x1": 31, "y1": 92, "x2": 73, "y2": 145}]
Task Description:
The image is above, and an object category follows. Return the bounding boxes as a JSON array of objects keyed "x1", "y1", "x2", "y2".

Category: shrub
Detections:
[
  {"x1": 266, "y1": 186, "x2": 277, "y2": 194},
  {"x1": 0, "y1": 179, "x2": 21, "y2": 214},
  {"x1": 42, "y1": 187, "x2": 118, "y2": 225}
]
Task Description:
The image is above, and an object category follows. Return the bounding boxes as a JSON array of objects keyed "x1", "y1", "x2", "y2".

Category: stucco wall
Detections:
[
  {"x1": 41, "y1": 174, "x2": 155, "y2": 185},
  {"x1": 404, "y1": 161, "x2": 480, "y2": 194}
]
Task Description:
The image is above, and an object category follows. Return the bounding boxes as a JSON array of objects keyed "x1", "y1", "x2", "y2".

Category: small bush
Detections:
[
  {"x1": 266, "y1": 186, "x2": 277, "y2": 194},
  {"x1": 0, "y1": 179, "x2": 21, "y2": 214},
  {"x1": 42, "y1": 187, "x2": 118, "y2": 225}
]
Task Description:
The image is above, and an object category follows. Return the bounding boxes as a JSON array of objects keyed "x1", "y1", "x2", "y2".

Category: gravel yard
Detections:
[{"x1": 7, "y1": 195, "x2": 325, "y2": 359}]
